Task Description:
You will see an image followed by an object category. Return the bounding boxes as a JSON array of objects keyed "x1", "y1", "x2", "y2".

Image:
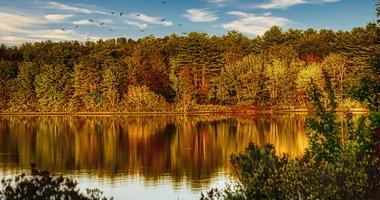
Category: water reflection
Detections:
[{"x1": 0, "y1": 114, "x2": 308, "y2": 197}]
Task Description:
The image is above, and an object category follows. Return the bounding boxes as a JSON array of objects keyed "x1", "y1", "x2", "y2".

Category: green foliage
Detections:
[
  {"x1": 296, "y1": 63, "x2": 323, "y2": 92},
  {"x1": 8, "y1": 61, "x2": 39, "y2": 112},
  {"x1": 322, "y1": 54, "x2": 349, "y2": 103},
  {"x1": 295, "y1": 29, "x2": 336, "y2": 61},
  {"x1": 35, "y1": 64, "x2": 73, "y2": 111},
  {"x1": 201, "y1": 143, "x2": 379, "y2": 200},
  {"x1": 101, "y1": 59, "x2": 127, "y2": 111},
  {"x1": 216, "y1": 63, "x2": 238, "y2": 105},
  {"x1": 0, "y1": 165, "x2": 112, "y2": 200},
  {"x1": 201, "y1": 55, "x2": 380, "y2": 200},
  {"x1": 0, "y1": 60, "x2": 17, "y2": 110},
  {"x1": 220, "y1": 31, "x2": 255, "y2": 64},
  {"x1": 229, "y1": 144, "x2": 288, "y2": 200},
  {"x1": 306, "y1": 70, "x2": 341, "y2": 162},
  {"x1": 295, "y1": 62, "x2": 322, "y2": 105},
  {"x1": 257, "y1": 26, "x2": 286, "y2": 52},
  {"x1": 264, "y1": 59, "x2": 287, "y2": 101},
  {"x1": 173, "y1": 32, "x2": 224, "y2": 103},
  {"x1": 122, "y1": 85, "x2": 169, "y2": 112},
  {"x1": 216, "y1": 54, "x2": 271, "y2": 106},
  {"x1": 349, "y1": 54, "x2": 380, "y2": 111},
  {"x1": 72, "y1": 59, "x2": 102, "y2": 112}
]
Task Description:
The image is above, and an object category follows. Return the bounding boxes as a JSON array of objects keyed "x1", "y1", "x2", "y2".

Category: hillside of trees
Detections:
[{"x1": 0, "y1": 22, "x2": 379, "y2": 112}]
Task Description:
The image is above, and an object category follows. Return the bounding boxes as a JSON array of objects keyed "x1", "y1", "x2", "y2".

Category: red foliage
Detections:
[{"x1": 306, "y1": 54, "x2": 322, "y2": 64}]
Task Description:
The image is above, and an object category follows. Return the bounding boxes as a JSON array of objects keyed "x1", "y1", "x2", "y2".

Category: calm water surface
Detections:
[{"x1": 0, "y1": 114, "x2": 308, "y2": 199}]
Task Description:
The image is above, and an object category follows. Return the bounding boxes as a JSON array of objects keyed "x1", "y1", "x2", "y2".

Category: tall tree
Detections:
[
  {"x1": 35, "y1": 64, "x2": 73, "y2": 111},
  {"x1": 264, "y1": 59, "x2": 287, "y2": 103},
  {"x1": 257, "y1": 26, "x2": 286, "y2": 52},
  {"x1": 296, "y1": 62, "x2": 323, "y2": 105},
  {"x1": 0, "y1": 61, "x2": 17, "y2": 110},
  {"x1": 101, "y1": 58, "x2": 127, "y2": 111},
  {"x1": 175, "y1": 32, "x2": 224, "y2": 103},
  {"x1": 322, "y1": 54, "x2": 349, "y2": 104},
  {"x1": 8, "y1": 61, "x2": 39, "y2": 111},
  {"x1": 220, "y1": 31, "x2": 255, "y2": 64},
  {"x1": 72, "y1": 58, "x2": 102, "y2": 111}
]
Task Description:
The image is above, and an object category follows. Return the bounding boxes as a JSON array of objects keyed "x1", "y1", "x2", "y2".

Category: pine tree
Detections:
[{"x1": 175, "y1": 32, "x2": 224, "y2": 103}]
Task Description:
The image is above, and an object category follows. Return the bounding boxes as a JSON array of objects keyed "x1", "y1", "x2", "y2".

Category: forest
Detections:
[{"x1": 0, "y1": 22, "x2": 379, "y2": 112}]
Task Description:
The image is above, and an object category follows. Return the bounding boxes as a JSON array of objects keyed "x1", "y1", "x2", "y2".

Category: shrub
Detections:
[
  {"x1": 0, "y1": 165, "x2": 112, "y2": 200},
  {"x1": 122, "y1": 85, "x2": 169, "y2": 112}
]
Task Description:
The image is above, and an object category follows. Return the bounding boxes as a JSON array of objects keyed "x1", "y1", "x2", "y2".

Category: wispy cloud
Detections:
[
  {"x1": 222, "y1": 11, "x2": 290, "y2": 35},
  {"x1": 44, "y1": 14, "x2": 73, "y2": 22},
  {"x1": 47, "y1": 1, "x2": 108, "y2": 15},
  {"x1": 0, "y1": 11, "x2": 87, "y2": 44},
  {"x1": 1, "y1": 29, "x2": 86, "y2": 44},
  {"x1": 0, "y1": 11, "x2": 45, "y2": 33},
  {"x1": 47, "y1": 2, "x2": 92, "y2": 13},
  {"x1": 255, "y1": 0, "x2": 339, "y2": 9},
  {"x1": 71, "y1": 19, "x2": 114, "y2": 26},
  {"x1": 72, "y1": 20, "x2": 92, "y2": 25},
  {"x1": 183, "y1": 9, "x2": 218, "y2": 22},
  {"x1": 125, "y1": 20, "x2": 148, "y2": 30},
  {"x1": 129, "y1": 13, "x2": 173, "y2": 26},
  {"x1": 206, "y1": 0, "x2": 234, "y2": 6},
  {"x1": 27, "y1": 29, "x2": 82, "y2": 40}
]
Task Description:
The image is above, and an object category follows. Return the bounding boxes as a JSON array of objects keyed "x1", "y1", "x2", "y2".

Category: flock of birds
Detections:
[{"x1": 60, "y1": 0, "x2": 188, "y2": 41}]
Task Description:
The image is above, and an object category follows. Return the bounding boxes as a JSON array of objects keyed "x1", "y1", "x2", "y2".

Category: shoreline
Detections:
[{"x1": 0, "y1": 108, "x2": 368, "y2": 116}]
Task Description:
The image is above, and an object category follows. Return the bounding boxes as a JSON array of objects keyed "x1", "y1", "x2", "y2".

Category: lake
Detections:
[{"x1": 0, "y1": 114, "x2": 309, "y2": 200}]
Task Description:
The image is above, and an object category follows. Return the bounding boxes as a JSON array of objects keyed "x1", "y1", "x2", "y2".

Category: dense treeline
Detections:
[{"x1": 0, "y1": 23, "x2": 379, "y2": 112}]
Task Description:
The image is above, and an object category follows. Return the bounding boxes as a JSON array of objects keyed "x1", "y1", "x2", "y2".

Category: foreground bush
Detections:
[
  {"x1": 0, "y1": 165, "x2": 112, "y2": 200},
  {"x1": 201, "y1": 143, "x2": 380, "y2": 200}
]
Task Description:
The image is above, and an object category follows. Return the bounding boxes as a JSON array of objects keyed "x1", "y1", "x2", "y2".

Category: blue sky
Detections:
[{"x1": 0, "y1": 0, "x2": 376, "y2": 44}]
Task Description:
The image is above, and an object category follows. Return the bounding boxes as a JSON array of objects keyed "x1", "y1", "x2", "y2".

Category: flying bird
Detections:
[
  {"x1": 140, "y1": 29, "x2": 144, "y2": 32},
  {"x1": 177, "y1": 23, "x2": 182, "y2": 26},
  {"x1": 136, "y1": 13, "x2": 141, "y2": 16},
  {"x1": 88, "y1": 19, "x2": 94, "y2": 22},
  {"x1": 111, "y1": 12, "x2": 115, "y2": 14},
  {"x1": 75, "y1": 25, "x2": 79, "y2": 29},
  {"x1": 100, "y1": 22, "x2": 104, "y2": 25},
  {"x1": 61, "y1": 28, "x2": 65, "y2": 31},
  {"x1": 161, "y1": 1, "x2": 167, "y2": 4},
  {"x1": 181, "y1": 32, "x2": 187, "y2": 35},
  {"x1": 160, "y1": 18, "x2": 166, "y2": 22},
  {"x1": 120, "y1": 12, "x2": 123, "y2": 16},
  {"x1": 109, "y1": 29, "x2": 113, "y2": 32}
]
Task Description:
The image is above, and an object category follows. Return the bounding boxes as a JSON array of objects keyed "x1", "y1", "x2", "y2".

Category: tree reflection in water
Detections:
[{"x1": 0, "y1": 114, "x2": 308, "y2": 190}]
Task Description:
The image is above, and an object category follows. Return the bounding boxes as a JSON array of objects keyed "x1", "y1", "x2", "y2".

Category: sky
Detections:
[{"x1": 0, "y1": 0, "x2": 376, "y2": 44}]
